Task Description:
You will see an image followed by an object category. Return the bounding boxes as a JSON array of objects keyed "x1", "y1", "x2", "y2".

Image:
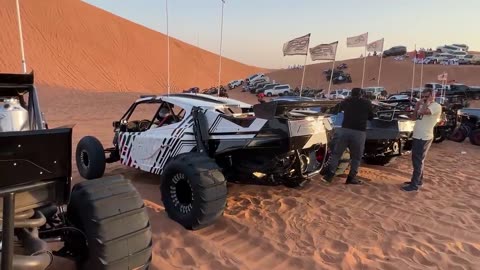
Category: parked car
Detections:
[
  {"x1": 264, "y1": 84, "x2": 291, "y2": 96},
  {"x1": 228, "y1": 79, "x2": 243, "y2": 89},
  {"x1": 383, "y1": 46, "x2": 407, "y2": 57}
]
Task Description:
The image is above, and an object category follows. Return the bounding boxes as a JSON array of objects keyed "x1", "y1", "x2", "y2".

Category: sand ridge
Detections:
[{"x1": 0, "y1": 0, "x2": 265, "y2": 92}]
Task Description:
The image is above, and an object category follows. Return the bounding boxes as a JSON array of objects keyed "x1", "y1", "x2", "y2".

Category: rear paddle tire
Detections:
[{"x1": 161, "y1": 153, "x2": 227, "y2": 230}]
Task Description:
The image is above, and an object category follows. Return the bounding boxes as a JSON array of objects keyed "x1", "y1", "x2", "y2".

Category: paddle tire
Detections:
[
  {"x1": 76, "y1": 136, "x2": 106, "y2": 179},
  {"x1": 161, "y1": 153, "x2": 227, "y2": 230},
  {"x1": 469, "y1": 129, "x2": 480, "y2": 146},
  {"x1": 66, "y1": 175, "x2": 153, "y2": 269},
  {"x1": 448, "y1": 127, "x2": 467, "y2": 142}
]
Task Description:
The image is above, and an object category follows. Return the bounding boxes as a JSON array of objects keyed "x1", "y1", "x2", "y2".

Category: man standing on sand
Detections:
[
  {"x1": 402, "y1": 88, "x2": 442, "y2": 192},
  {"x1": 323, "y1": 88, "x2": 374, "y2": 185}
]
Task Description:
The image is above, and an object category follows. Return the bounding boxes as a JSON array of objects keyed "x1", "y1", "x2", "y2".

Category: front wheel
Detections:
[
  {"x1": 76, "y1": 136, "x2": 106, "y2": 179},
  {"x1": 161, "y1": 153, "x2": 227, "y2": 230}
]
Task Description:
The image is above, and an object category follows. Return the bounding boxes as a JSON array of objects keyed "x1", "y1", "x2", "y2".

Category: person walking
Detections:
[
  {"x1": 323, "y1": 88, "x2": 375, "y2": 185},
  {"x1": 402, "y1": 88, "x2": 442, "y2": 192}
]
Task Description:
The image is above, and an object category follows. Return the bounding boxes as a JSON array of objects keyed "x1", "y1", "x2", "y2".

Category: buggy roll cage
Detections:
[{"x1": 0, "y1": 71, "x2": 45, "y2": 130}]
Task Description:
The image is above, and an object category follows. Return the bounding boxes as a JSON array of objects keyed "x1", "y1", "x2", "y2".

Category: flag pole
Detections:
[
  {"x1": 419, "y1": 51, "x2": 424, "y2": 90},
  {"x1": 410, "y1": 44, "x2": 416, "y2": 99},
  {"x1": 377, "y1": 44, "x2": 384, "y2": 86},
  {"x1": 327, "y1": 52, "x2": 338, "y2": 98},
  {"x1": 299, "y1": 53, "x2": 308, "y2": 97},
  {"x1": 165, "y1": 0, "x2": 170, "y2": 95},
  {"x1": 15, "y1": 0, "x2": 27, "y2": 73},
  {"x1": 361, "y1": 34, "x2": 368, "y2": 88},
  {"x1": 217, "y1": 0, "x2": 225, "y2": 97}
]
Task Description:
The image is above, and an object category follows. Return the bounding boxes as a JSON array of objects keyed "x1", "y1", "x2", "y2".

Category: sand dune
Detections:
[
  {"x1": 0, "y1": 0, "x2": 264, "y2": 92},
  {"x1": 267, "y1": 56, "x2": 480, "y2": 93}
]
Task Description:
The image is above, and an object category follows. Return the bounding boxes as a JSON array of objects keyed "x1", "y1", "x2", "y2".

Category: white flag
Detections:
[
  {"x1": 347, "y1": 32, "x2": 368, "y2": 47},
  {"x1": 367, "y1": 38, "x2": 384, "y2": 52},
  {"x1": 283, "y1": 33, "x2": 311, "y2": 56},
  {"x1": 309, "y1": 41, "x2": 338, "y2": 61}
]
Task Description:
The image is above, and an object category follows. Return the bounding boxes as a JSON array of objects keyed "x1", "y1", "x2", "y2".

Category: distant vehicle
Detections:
[
  {"x1": 228, "y1": 79, "x2": 243, "y2": 89},
  {"x1": 332, "y1": 73, "x2": 352, "y2": 84},
  {"x1": 383, "y1": 46, "x2": 407, "y2": 57},
  {"x1": 364, "y1": 87, "x2": 386, "y2": 99},
  {"x1": 256, "y1": 83, "x2": 279, "y2": 94},
  {"x1": 451, "y1": 51, "x2": 468, "y2": 59},
  {"x1": 451, "y1": 44, "x2": 469, "y2": 51},
  {"x1": 245, "y1": 73, "x2": 265, "y2": 84},
  {"x1": 264, "y1": 84, "x2": 291, "y2": 96},
  {"x1": 463, "y1": 54, "x2": 480, "y2": 65},
  {"x1": 436, "y1": 45, "x2": 466, "y2": 53},
  {"x1": 183, "y1": 87, "x2": 200, "y2": 93},
  {"x1": 424, "y1": 83, "x2": 443, "y2": 90}
]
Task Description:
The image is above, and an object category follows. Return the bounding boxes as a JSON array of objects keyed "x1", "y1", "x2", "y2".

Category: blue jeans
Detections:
[
  {"x1": 410, "y1": 138, "x2": 433, "y2": 187},
  {"x1": 328, "y1": 128, "x2": 366, "y2": 178}
]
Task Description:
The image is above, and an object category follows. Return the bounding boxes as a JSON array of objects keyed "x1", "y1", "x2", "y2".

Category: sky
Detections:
[{"x1": 83, "y1": 0, "x2": 479, "y2": 69}]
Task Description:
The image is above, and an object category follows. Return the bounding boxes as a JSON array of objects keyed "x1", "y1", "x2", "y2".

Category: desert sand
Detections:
[
  {"x1": 2, "y1": 0, "x2": 480, "y2": 269},
  {"x1": 38, "y1": 87, "x2": 480, "y2": 270}
]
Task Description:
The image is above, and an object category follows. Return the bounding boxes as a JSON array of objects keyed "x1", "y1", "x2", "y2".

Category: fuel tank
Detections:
[{"x1": 0, "y1": 98, "x2": 29, "y2": 132}]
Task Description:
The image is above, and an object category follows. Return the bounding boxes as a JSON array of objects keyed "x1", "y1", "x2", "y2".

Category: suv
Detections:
[
  {"x1": 264, "y1": 84, "x2": 291, "y2": 96},
  {"x1": 228, "y1": 79, "x2": 243, "y2": 89},
  {"x1": 0, "y1": 72, "x2": 152, "y2": 269},
  {"x1": 383, "y1": 46, "x2": 407, "y2": 57}
]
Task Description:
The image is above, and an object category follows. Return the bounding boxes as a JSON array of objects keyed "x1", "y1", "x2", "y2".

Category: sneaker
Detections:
[
  {"x1": 401, "y1": 185, "x2": 418, "y2": 192},
  {"x1": 345, "y1": 176, "x2": 363, "y2": 185},
  {"x1": 403, "y1": 181, "x2": 423, "y2": 186},
  {"x1": 322, "y1": 171, "x2": 335, "y2": 183}
]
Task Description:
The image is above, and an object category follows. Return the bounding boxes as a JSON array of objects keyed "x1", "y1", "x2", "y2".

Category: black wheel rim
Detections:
[
  {"x1": 80, "y1": 150, "x2": 89, "y2": 168},
  {"x1": 170, "y1": 173, "x2": 194, "y2": 214}
]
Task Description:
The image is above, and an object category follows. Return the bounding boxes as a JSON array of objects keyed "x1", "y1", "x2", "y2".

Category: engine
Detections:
[{"x1": 0, "y1": 97, "x2": 29, "y2": 132}]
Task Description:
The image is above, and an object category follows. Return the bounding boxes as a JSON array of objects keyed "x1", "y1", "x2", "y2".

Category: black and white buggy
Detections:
[{"x1": 76, "y1": 93, "x2": 337, "y2": 230}]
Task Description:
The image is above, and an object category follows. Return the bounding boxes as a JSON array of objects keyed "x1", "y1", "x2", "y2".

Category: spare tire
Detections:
[
  {"x1": 76, "y1": 136, "x2": 106, "y2": 179},
  {"x1": 469, "y1": 129, "x2": 480, "y2": 146},
  {"x1": 161, "y1": 152, "x2": 227, "y2": 230},
  {"x1": 67, "y1": 175, "x2": 152, "y2": 269}
]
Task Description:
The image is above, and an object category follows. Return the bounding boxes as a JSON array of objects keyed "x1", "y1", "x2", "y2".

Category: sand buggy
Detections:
[
  {"x1": 75, "y1": 94, "x2": 336, "y2": 230},
  {"x1": 332, "y1": 73, "x2": 352, "y2": 84},
  {"x1": 0, "y1": 72, "x2": 152, "y2": 270}
]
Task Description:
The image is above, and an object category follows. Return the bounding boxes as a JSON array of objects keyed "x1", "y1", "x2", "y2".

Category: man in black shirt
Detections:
[{"x1": 323, "y1": 88, "x2": 374, "y2": 184}]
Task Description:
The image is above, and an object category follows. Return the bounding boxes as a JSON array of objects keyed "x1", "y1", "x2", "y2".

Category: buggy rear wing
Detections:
[
  {"x1": 0, "y1": 71, "x2": 34, "y2": 86},
  {"x1": 253, "y1": 100, "x2": 340, "y2": 119}
]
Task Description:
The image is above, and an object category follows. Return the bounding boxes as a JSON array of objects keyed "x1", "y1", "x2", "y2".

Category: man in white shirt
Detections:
[{"x1": 402, "y1": 88, "x2": 442, "y2": 192}]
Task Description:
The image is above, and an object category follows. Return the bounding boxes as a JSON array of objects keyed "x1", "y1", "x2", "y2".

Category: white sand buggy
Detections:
[{"x1": 76, "y1": 93, "x2": 337, "y2": 230}]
